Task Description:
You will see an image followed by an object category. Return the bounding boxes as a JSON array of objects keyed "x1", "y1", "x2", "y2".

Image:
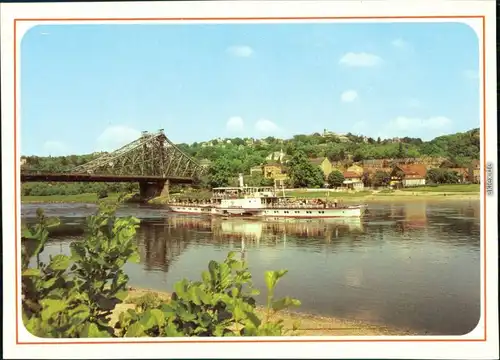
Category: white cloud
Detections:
[
  {"x1": 340, "y1": 90, "x2": 358, "y2": 103},
  {"x1": 463, "y1": 69, "x2": 479, "y2": 80},
  {"x1": 255, "y1": 119, "x2": 279, "y2": 134},
  {"x1": 339, "y1": 52, "x2": 383, "y2": 67},
  {"x1": 96, "y1": 125, "x2": 142, "y2": 152},
  {"x1": 42, "y1": 141, "x2": 67, "y2": 156},
  {"x1": 226, "y1": 116, "x2": 244, "y2": 132},
  {"x1": 391, "y1": 38, "x2": 409, "y2": 49},
  {"x1": 226, "y1": 45, "x2": 254, "y2": 58},
  {"x1": 40, "y1": 32, "x2": 50, "y2": 36}
]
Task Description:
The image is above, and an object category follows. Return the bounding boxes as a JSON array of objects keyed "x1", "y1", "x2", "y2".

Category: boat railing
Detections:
[
  {"x1": 169, "y1": 201, "x2": 212, "y2": 207},
  {"x1": 264, "y1": 203, "x2": 349, "y2": 209}
]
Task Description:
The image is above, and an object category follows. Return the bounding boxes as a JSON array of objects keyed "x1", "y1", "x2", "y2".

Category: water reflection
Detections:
[
  {"x1": 24, "y1": 200, "x2": 481, "y2": 335},
  {"x1": 131, "y1": 216, "x2": 366, "y2": 272}
]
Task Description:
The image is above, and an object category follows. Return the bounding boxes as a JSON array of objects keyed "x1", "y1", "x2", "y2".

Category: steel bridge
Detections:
[{"x1": 20, "y1": 130, "x2": 206, "y2": 199}]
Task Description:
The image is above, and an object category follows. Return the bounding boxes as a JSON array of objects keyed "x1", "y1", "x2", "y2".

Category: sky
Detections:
[{"x1": 20, "y1": 21, "x2": 480, "y2": 156}]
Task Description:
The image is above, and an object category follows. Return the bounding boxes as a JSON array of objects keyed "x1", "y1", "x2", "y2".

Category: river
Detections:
[{"x1": 21, "y1": 199, "x2": 481, "y2": 336}]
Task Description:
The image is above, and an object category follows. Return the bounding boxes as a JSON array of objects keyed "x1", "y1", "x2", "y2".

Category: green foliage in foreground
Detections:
[
  {"x1": 21, "y1": 202, "x2": 301, "y2": 338},
  {"x1": 22, "y1": 202, "x2": 141, "y2": 337},
  {"x1": 116, "y1": 254, "x2": 300, "y2": 337}
]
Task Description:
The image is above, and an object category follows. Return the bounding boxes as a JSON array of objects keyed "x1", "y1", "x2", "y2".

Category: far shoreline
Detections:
[{"x1": 21, "y1": 189, "x2": 480, "y2": 205}]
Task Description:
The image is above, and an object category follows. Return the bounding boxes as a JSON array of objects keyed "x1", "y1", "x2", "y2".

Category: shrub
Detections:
[
  {"x1": 115, "y1": 252, "x2": 301, "y2": 337},
  {"x1": 21, "y1": 203, "x2": 301, "y2": 338},
  {"x1": 21, "y1": 203, "x2": 141, "y2": 338}
]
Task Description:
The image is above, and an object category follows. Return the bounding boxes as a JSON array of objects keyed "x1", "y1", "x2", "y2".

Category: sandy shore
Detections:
[{"x1": 111, "y1": 287, "x2": 416, "y2": 337}]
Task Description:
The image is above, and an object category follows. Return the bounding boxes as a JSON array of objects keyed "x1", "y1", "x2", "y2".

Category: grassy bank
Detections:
[
  {"x1": 21, "y1": 184, "x2": 480, "y2": 204},
  {"x1": 285, "y1": 184, "x2": 480, "y2": 202},
  {"x1": 21, "y1": 192, "x2": 123, "y2": 204},
  {"x1": 400, "y1": 184, "x2": 480, "y2": 192},
  {"x1": 112, "y1": 287, "x2": 414, "y2": 336}
]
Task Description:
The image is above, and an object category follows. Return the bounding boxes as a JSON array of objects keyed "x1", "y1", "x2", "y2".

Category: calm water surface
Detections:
[{"x1": 21, "y1": 200, "x2": 481, "y2": 335}]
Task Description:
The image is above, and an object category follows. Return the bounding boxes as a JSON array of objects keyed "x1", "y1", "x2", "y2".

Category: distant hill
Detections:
[
  {"x1": 21, "y1": 128, "x2": 480, "y2": 175},
  {"x1": 20, "y1": 128, "x2": 480, "y2": 197},
  {"x1": 176, "y1": 128, "x2": 480, "y2": 173}
]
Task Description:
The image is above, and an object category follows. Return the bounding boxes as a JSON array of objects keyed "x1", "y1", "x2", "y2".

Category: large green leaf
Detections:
[
  {"x1": 40, "y1": 299, "x2": 68, "y2": 321},
  {"x1": 70, "y1": 304, "x2": 91, "y2": 325},
  {"x1": 49, "y1": 255, "x2": 70, "y2": 271},
  {"x1": 187, "y1": 286, "x2": 201, "y2": 305},
  {"x1": 164, "y1": 322, "x2": 183, "y2": 337},
  {"x1": 201, "y1": 270, "x2": 211, "y2": 285},
  {"x1": 22, "y1": 268, "x2": 41, "y2": 277},
  {"x1": 264, "y1": 271, "x2": 275, "y2": 292},
  {"x1": 82, "y1": 323, "x2": 110, "y2": 338},
  {"x1": 124, "y1": 322, "x2": 146, "y2": 337},
  {"x1": 41, "y1": 277, "x2": 58, "y2": 289},
  {"x1": 139, "y1": 310, "x2": 157, "y2": 330},
  {"x1": 150, "y1": 309, "x2": 166, "y2": 327}
]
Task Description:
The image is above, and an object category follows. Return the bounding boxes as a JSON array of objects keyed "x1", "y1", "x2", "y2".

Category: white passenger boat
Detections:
[{"x1": 167, "y1": 175, "x2": 367, "y2": 219}]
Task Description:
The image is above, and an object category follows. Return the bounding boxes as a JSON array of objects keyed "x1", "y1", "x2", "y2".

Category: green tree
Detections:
[
  {"x1": 397, "y1": 142, "x2": 405, "y2": 158},
  {"x1": 246, "y1": 174, "x2": 274, "y2": 187},
  {"x1": 286, "y1": 151, "x2": 325, "y2": 188},
  {"x1": 327, "y1": 170, "x2": 344, "y2": 188},
  {"x1": 207, "y1": 158, "x2": 232, "y2": 188},
  {"x1": 426, "y1": 168, "x2": 460, "y2": 184}
]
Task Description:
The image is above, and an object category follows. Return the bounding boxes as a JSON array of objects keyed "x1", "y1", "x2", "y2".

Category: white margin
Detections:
[{"x1": 1, "y1": 0, "x2": 498, "y2": 359}]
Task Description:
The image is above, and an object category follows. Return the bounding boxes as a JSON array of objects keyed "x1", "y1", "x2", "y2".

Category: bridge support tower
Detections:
[{"x1": 139, "y1": 180, "x2": 170, "y2": 201}]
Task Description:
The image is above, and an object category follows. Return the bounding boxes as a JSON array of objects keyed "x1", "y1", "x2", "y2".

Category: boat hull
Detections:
[
  {"x1": 258, "y1": 206, "x2": 365, "y2": 218},
  {"x1": 167, "y1": 204, "x2": 366, "y2": 218},
  {"x1": 168, "y1": 205, "x2": 213, "y2": 215}
]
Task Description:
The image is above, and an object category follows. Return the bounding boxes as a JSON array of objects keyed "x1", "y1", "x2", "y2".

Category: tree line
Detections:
[{"x1": 21, "y1": 128, "x2": 479, "y2": 196}]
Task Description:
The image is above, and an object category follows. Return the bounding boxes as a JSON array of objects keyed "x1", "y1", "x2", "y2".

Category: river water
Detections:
[{"x1": 21, "y1": 200, "x2": 481, "y2": 335}]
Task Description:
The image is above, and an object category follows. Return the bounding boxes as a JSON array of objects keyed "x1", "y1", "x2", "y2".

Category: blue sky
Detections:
[{"x1": 21, "y1": 22, "x2": 479, "y2": 156}]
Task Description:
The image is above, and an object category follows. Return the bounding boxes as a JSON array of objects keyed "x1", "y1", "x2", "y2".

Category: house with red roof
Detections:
[
  {"x1": 390, "y1": 164, "x2": 427, "y2": 188},
  {"x1": 343, "y1": 171, "x2": 364, "y2": 190}
]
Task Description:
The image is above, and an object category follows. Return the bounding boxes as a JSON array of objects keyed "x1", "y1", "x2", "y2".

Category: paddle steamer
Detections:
[{"x1": 167, "y1": 175, "x2": 367, "y2": 218}]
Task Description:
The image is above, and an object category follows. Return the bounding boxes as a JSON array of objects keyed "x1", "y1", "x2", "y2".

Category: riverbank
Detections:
[
  {"x1": 20, "y1": 192, "x2": 139, "y2": 204},
  {"x1": 111, "y1": 287, "x2": 415, "y2": 336},
  {"x1": 21, "y1": 184, "x2": 480, "y2": 204},
  {"x1": 149, "y1": 188, "x2": 478, "y2": 205},
  {"x1": 284, "y1": 184, "x2": 480, "y2": 202}
]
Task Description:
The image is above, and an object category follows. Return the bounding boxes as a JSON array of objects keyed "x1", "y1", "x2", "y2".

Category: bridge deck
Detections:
[{"x1": 20, "y1": 173, "x2": 193, "y2": 183}]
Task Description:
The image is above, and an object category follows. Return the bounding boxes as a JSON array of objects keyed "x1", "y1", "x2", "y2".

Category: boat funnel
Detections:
[{"x1": 238, "y1": 173, "x2": 244, "y2": 188}]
